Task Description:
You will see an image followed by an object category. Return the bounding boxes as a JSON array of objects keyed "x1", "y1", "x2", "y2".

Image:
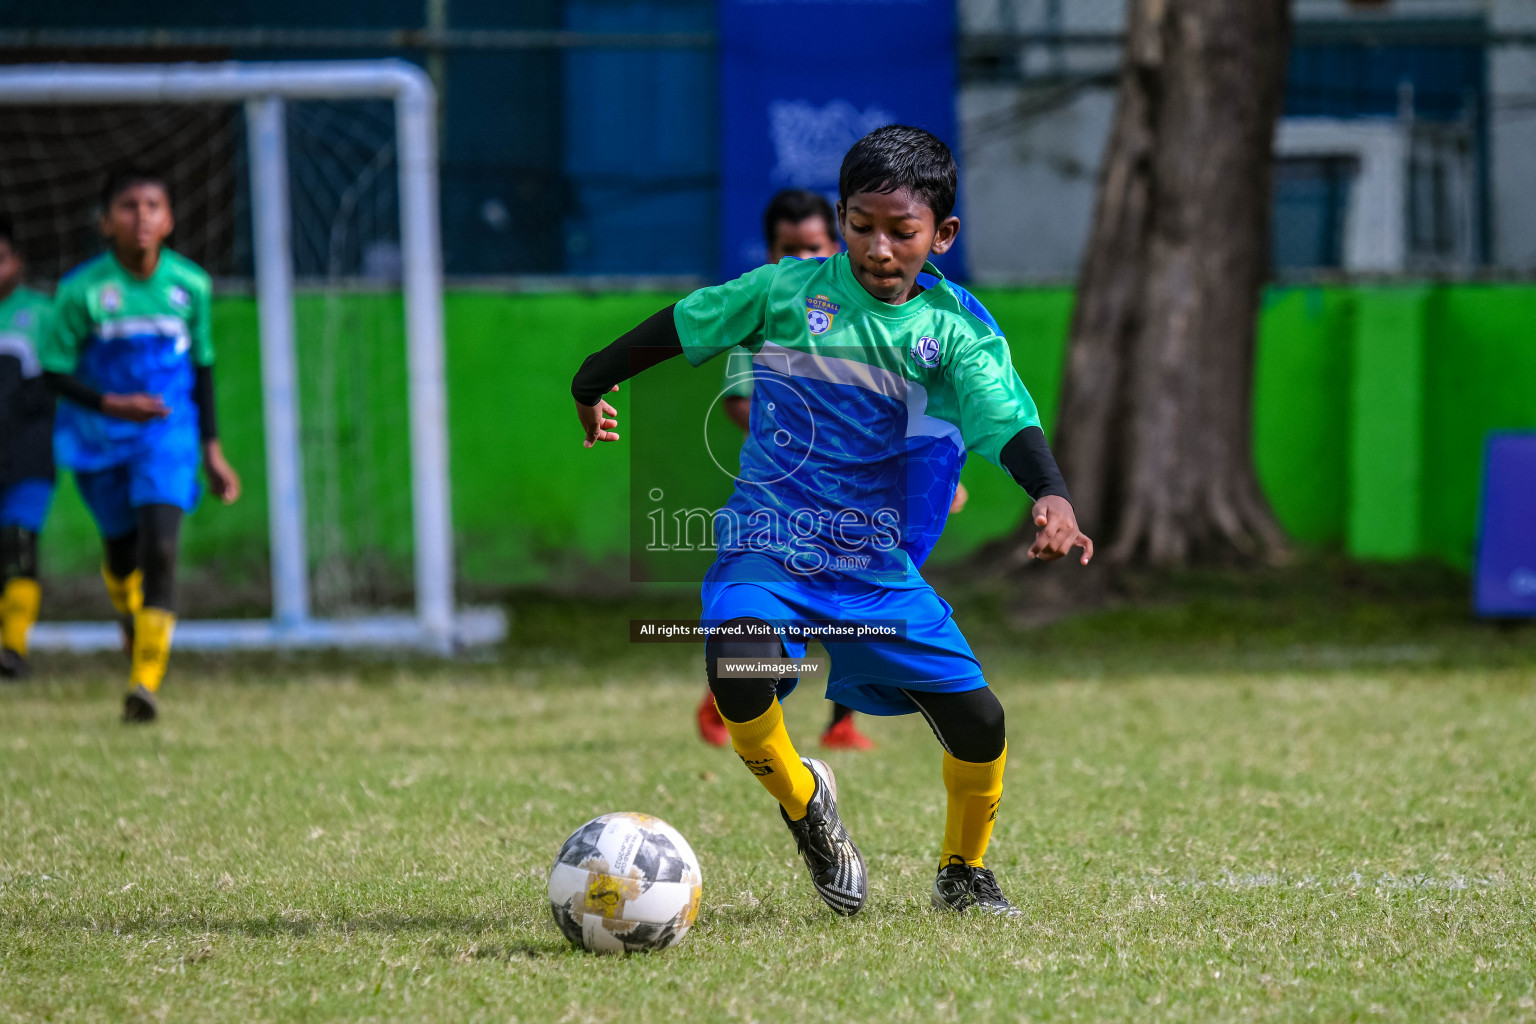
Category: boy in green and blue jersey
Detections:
[
  {"x1": 42, "y1": 169, "x2": 241, "y2": 722},
  {"x1": 573, "y1": 127, "x2": 1092, "y2": 917}
]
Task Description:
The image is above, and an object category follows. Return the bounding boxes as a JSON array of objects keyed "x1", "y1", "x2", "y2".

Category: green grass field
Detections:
[{"x1": 4, "y1": 575, "x2": 1536, "y2": 1023}]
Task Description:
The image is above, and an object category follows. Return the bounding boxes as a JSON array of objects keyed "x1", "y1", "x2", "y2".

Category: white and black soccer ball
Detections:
[{"x1": 548, "y1": 812, "x2": 703, "y2": 954}]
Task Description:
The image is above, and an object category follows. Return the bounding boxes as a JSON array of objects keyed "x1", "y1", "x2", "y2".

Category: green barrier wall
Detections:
[{"x1": 35, "y1": 283, "x2": 1536, "y2": 591}]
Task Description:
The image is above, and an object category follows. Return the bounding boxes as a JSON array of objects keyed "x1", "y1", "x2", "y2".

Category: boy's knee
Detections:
[
  {"x1": 914, "y1": 686, "x2": 1006, "y2": 763},
  {"x1": 705, "y1": 617, "x2": 788, "y2": 723},
  {"x1": 974, "y1": 688, "x2": 1005, "y2": 736},
  {"x1": 954, "y1": 689, "x2": 1005, "y2": 762},
  {"x1": 104, "y1": 531, "x2": 139, "y2": 579}
]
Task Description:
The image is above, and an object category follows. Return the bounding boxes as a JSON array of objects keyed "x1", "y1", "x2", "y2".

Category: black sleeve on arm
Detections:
[
  {"x1": 571, "y1": 303, "x2": 683, "y2": 406},
  {"x1": 43, "y1": 371, "x2": 105, "y2": 412},
  {"x1": 193, "y1": 364, "x2": 218, "y2": 441},
  {"x1": 1000, "y1": 425, "x2": 1072, "y2": 504}
]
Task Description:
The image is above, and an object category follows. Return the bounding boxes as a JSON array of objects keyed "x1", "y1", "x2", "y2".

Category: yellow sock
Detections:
[
  {"x1": 1, "y1": 577, "x2": 41, "y2": 655},
  {"x1": 721, "y1": 698, "x2": 817, "y2": 820},
  {"x1": 130, "y1": 608, "x2": 176, "y2": 693},
  {"x1": 102, "y1": 566, "x2": 143, "y2": 617},
  {"x1": 941, "y1": 745, "x2": 1007, "y2": 868}
]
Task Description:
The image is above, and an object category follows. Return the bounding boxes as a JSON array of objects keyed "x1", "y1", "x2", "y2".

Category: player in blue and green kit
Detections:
[
  {"x1": 573, "y1": 127, "x2": 1092, "y2": 917},
  {"x1": 0, "y1": 218, "x2": 56, "y2": 677},
  {"x1": 42, "y1": 169, "x2": 241, "y2": 722}
]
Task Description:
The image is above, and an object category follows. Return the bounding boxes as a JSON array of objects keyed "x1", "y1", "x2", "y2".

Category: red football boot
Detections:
[
  {"x1": 820, "y1": 714, "x2": 875, "y2": 751},
  {"x1": 696, "y1": 688, "x2": 730, "y2": 747}
]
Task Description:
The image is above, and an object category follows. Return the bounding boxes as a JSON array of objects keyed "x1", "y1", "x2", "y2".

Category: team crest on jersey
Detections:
[
  {"x1": 13, "y1": 309, "x2": 31, "y2": 329},
  {"x1": 100, "y1": 285, "x2": 122, "y2": 313},
  {"x1": 806, "y1": 294, "x2": 839, "y2": 335},
  {"x1": 912, "y1": 335, "x2": 941, "y2": 368},
  {"x1": 169, "y1": 285, "x2": 191, "y2": 310}
]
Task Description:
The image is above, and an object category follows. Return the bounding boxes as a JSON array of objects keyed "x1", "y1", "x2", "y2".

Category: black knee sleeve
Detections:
[
  {"x1": 136, "y1": 504, "x2": 183, "y2": 611},
  {"x1": 705, "y1": 616, "x2": 793, "y2": 723},
  {"x1": 1, "y1": 526, "x2": 39, "y2": 581},
  {"x1": 905, "y1": 686, "x2": 1006, "y2": 763},
  {"x1": 104, "y1": 530, "x2": 139, "y2": 579}
]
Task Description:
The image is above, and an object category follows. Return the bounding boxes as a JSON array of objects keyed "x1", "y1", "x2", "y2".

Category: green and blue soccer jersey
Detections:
[
  {"x1": 676, "y1": 253, "x2": 1042, "y2": 587},
  {"x1": 41, "y1": 251, "x2": 214, "y2": 473}
]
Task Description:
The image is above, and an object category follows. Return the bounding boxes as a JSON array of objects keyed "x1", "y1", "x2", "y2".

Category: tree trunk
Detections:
[{"x1": 1042, "y1": 0, "x2": 1292, "y2": 566}]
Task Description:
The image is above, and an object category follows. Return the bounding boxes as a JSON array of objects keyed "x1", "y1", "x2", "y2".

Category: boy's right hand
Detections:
[
  {"x1": 577, "y1": 385, "x2": 621, "y2": 448},
  {"x1": 1028, "y1": 495, "x2": 1094, "y2": 565},
  {"x1": 101, "y1": 392, "x2": 170, "y2": 422}
]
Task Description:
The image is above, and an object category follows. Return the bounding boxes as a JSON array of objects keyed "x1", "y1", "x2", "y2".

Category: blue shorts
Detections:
[
  {"x1": 75, "y1": 450, "x2": 201, "y2": 540},
  {"x1": 700, "y1": 571, "x2": 986, "y2": 717},
  {"x1": 0, "y1": 478, "x2": 56, "y2": 532}
]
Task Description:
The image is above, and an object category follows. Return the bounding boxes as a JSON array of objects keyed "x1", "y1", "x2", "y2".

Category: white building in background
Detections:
[{"x1": 958, "y1": 0, "x2": 1534, "y2": 282}]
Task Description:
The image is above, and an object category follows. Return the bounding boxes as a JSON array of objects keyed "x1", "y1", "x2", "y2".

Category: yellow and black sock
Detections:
[
  {"x1": 1, "y1": 577, "x2": 41, "y2": 655},
  {"x1": 940, "y1": 744, "x2": 1007, "y2": 868},
  {"x1": 721, "y1": 698, "x2": 817, "y2": 820},
  {"x1": 102, "y1": 566, "x2": 143, "y2": 618},
  {"x1": 130, "y1": 607, "x2": 176, "y2": 693}
]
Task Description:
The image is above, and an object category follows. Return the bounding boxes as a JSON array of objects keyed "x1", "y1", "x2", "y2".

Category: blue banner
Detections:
[
  {"x1": 1474, "y1": 432, "x2": 1536, "y2": 617},
  {"x1": 717, "y1": 0, "x2": 962, "y2": 281}
]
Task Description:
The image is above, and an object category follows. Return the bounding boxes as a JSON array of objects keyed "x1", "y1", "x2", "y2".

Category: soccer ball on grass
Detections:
[{"x1": 547, "y1": 812, "x2": 703, "y2": 953}]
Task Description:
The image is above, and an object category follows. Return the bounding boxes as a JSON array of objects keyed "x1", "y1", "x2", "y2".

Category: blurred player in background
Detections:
[
  {"x1": 42, "y1": 169, "x2": 240, "y2": 722},
  {"x1": 0, "y1": 217, "x2": 55, "y2": 678}
]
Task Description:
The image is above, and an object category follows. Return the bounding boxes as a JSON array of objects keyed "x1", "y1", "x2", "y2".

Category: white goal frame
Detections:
[{"x1": 2, "y1": 61, "x2": 505, "y2": 653}]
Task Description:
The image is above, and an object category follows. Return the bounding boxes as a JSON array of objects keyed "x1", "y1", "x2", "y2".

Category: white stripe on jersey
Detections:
[
  {"x1": 753, "y1": 341, "x2": 905, "y2": 401},
  {"x1": 752, "y1": 341, "x2": 963, "y2": 446},
  {"x1": 96, "y1": 315, "x2": 190, "y2": 344},
  {"x1": 0, "y1": 332, "x2": 42, "y2": 378}
]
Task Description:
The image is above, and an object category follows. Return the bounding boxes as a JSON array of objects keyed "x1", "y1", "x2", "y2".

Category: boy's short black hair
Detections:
[
  {"x1": 838, "y1": 125, "x2": 957, "y2": 223},
  {"x1": 101, "y1": 166, "x2": 171, "y2": 210},
  {"x1": 762, "y1": 189, "x2": 838, "y2": 248},
  {"x1": 0, "y1": 215, "x2": 14, "y2": 249}
]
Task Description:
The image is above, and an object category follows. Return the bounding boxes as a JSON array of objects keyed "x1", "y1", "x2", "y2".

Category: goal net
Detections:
[{"x1": 0, "y1": 62, "x2": 503, "y2": 652}]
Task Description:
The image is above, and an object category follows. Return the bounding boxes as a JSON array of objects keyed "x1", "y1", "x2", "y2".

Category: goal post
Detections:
[{"x1": 1, "y1": 61, "x2": 504, "y2": 653}]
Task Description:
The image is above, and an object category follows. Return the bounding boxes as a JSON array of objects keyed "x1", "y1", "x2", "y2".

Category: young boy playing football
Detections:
[
  {"x1": 574, "y1": 126, "x2": 1091, "y2": 916},
  {"x1": 0, "y1": 218, "x2": 56, "y2": 677},
  {"x1": 42, "y1": 169, "x2": 241, "y2": 722},
  {"x1": 698, "y1": 186, "x2": 984, "y2": 752}
]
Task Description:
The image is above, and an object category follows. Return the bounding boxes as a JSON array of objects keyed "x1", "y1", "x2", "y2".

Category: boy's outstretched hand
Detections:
[
  {"x1": 1028, "y1": 494, "x2": 1094, "y2": 565},
  {"x1": 577, "y1": 385, "x2": 621, "y2": 448}
]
